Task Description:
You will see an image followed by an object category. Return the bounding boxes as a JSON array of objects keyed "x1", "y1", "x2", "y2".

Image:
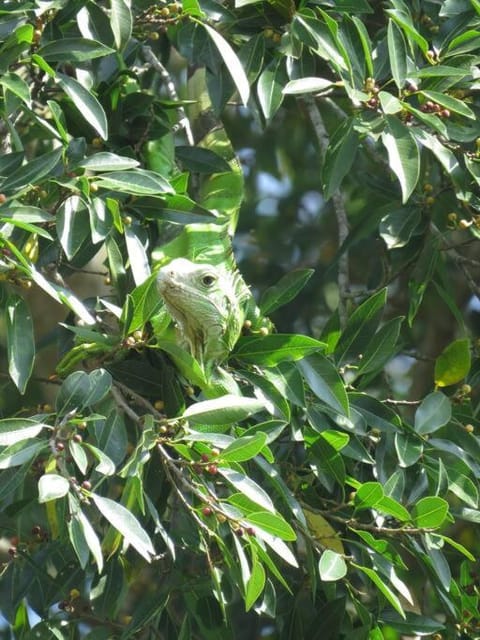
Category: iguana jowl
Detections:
[{"x1": 156, "y1": 257, "x2": 249, "y2": 371}]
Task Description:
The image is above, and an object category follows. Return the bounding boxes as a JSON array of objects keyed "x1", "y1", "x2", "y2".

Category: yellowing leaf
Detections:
[
  {"x1": 303, "y1": 508, "x2": 344, "y2": 554},
  {"x1": 434, "y1": 338, "x2": 471, "y2": 387}
]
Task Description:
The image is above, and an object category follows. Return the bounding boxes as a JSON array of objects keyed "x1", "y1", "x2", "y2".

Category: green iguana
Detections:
[
  {"x1": 157, "y1": 257, "x2": 247, "y2": 370},
  {"x1": 154, "y1": 223, "x2": 271, "y2": 387}
]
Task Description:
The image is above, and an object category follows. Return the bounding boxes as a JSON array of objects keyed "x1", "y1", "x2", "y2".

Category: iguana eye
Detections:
[{"x1": 202, "y1": 274, "x2": 216, "y2": 287}]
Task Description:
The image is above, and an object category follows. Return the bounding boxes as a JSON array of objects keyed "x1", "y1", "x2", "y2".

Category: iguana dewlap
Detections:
[{"x1": 157, "y1": 258, "x2": 245, "y2": 370}]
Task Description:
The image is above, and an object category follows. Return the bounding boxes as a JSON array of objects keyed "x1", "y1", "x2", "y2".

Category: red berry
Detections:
[
  {"x1": 56, "y1": 442, "x2": 65, "y2": 452},
  {"x1": 81, "y1": 480, "x2": 92, "y2": 491},
  {"x1": 201, "y1": 453, "x2": 210, "y2": 462},
  {"x1": 202, "y1": 507, "x2": 213, "y2": 516},
  {"x1": 72, "y1": 434, "x2": 82, "y2": 443},
  {"x1": 206, "y1": 464, "x2": 218, "y2": 475},
  {"x1": 235, "y1": 527, "x2": 244, "y2": 537}
]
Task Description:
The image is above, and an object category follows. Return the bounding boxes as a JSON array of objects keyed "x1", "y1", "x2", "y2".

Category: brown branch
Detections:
[{"x1": 141, "y1": 45, "x2": 194, "y2": 146}]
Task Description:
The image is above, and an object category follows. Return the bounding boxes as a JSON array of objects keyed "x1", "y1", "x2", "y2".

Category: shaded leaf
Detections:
[{"x1": 260, "y1": 269, "x2": 314, "y2": 314}]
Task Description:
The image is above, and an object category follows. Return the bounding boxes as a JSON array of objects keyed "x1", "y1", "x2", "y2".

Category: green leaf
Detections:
[
  {"x1": 376, "y1": 496, "x2": 410, "y2": 522},
  {"x1": 434, "y1": 338, "x2": 471, "y2": 387},
  {"x1": 385, "y1": 8, "x2": 428, "y2": 54},
  {"x1": 354, "y1": 482, "x2": 384, "y2": 510},
  {"x1": 245, "y1": 559, "x2": 266, "y2": 611},
  {"x1": 238, "y1": 33, "x2": 265, "y2": 83},
  {"x1": 447, "y1": 471, "x2": 478, "y2": 508},
  {"x1": 0, "y1": 148, "x2": 63, "y2": 194},
  {"x1": 92, "y1": 493, "x2": 155, "y2": 561},
  {"x1": 221, "y1": 433, "x2": 268, "y2": 462},
  {"x1": 244, "y1": 511, "x2": 296, "y2": 541},
  {"x1": 56, "y1": 195, "x2": 91, "y2": 260},
  {"x1": 319, "y1": 550, "x2": 347, "y2": 581},
  {"x1": 96, "y1": 169, "x2": 173, "y2": 195},
  {"x1": 5, "y1": 294, "x2": 34, "y2": 394},
  {"x1": 298, "y1": 353, "x2": 349, "y2": 416},
  {"x1": 38, "y1": 38, "x2": 115, "y2": 61},
  {"x1": 175, "y1": 146, "x2": 230, "y2": 173},
  {"x1": 56, "y1": 370, "x2": 92, "y2": 415},
  {"x1": 356, "y1": 317, "x2": 403, "y2": 379},
  {"x1": 322, "y1": 117, "x2": 359, "y2": 200},
  {"x1": 0, "y1": 440, "x2": 45, "y2": 469},
  {"x1": 421, "y1": 90, "x2": 475, "y2": 119},
  {"x1": 57, "y1": 73, "x2": 108, "y2": 140},
  {"x1": 387, "y1": 19, "x2": 407, "y2": 90},
  {"x1": 353, "y1": 563, "x2": 405, "y2": 618},
  {"x1": 234, "y1": 334, "x2": 325, "y2": 366},
  {"x1": 219, "y1": 468, "x2": 275, "y2": 512},
  {"x1": 111, "y1": 0, "x2": 132, "y2": 51},
  {"x1": 257, "y1": 57, "x2": 286, "y2": 119},
  {"x1": 38, "y1": 474, "x2": 70, "y2": 502},
  {"x1": 0, "y1": 418, "x2": 49, "y2": 446},
  {"x1": 379, "y1": 207, "x2": 420, "y2": 249},
  {"x1": 414, "y1": 392, "x2": 451, "y2": 435},
  {"x1": 78, "y1": 152, "x2": 139, "y2": 171},
  {"x1": 0, "y1": 72, "x2": 31, "y2": 106},
  {"x1": 411, "y1": 496, "x2": 449, "y2": 528},
  {"x1": 183, "y1": 395, "x2": 266, "y2": 425},
  {"x1": 394, "y1": 432, "x2": 423, "y2": 467},
  {"x1": 282, "y1": 77, "x2": 334, "y2": 95},
  {"x1": 202, "y1": 22, "x2": 250, "y2": 106},
  {"x1": 72, "y1": 506, "x2": 104, "y2": 572},
  {"x1": 381, "y1": 116, "x2": 420, "y2": 203},
  {"x1": 260, "y1": 269, "x2": 314, "y2": 314},
  {"x1": 335, "y1": 289, "x2": 387, "y2": 366}
]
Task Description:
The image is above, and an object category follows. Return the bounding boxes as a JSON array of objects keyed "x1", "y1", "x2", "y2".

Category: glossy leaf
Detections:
[
  {"x1": 257, "y1": 58, "x2": 286, "y2": 119},
  {"x1": 298, "y1": 353, "x2": 350, "y2": 416},
  {"x1": 319, "y1": 550, "x2": 347, "y2": 581},
  {"x1": 38, "y1": 38, "x2": 115, "y2": 61},
  {"x1": 111, "y1": 0, "x2": 132, "y2": 51},
  {"x1": 322, "y1": 117, "x2": 359, "y2": 201},
  {"x1": 411, "y1": 497, "x2": 449, "y2": 529},
  {"x1": 0, "y1": 418, "x2": 49, "y2": 446},
  {"x1": 245, "y1": 559, "x2": 266, "y2": 611},
  {"x1": 96, "y1": 169, "x2": 173, "y2": 195},
  {"x1": 335, "y1": 289, "x2": 387, "y2": 366},
  {"x1": 244, "y1": 511, "x2": 296, "y2": 541},
  {"x1": 183, "y1": 395, "x2": 266, "y2": 425},
  {"x1": 38, "y1": 474, "x2": 70, "y2": 502},
  {"x1": 381, "y1": 116, "x2": 420, "y2": 203},
  {"x1": 202, "y1": 22, "x2": 250, "y2": 106},
  {"x1": 234, "y1": 334, "x2": 325, "y2": 366},
  {"x1": 92, "y1": 493, "x2": 155, "y2": 561},
  {"x1": 414, "y1": 392, "x2": 451, "y2": 435},
  {"x1": 5, "y1": 294, "x2": 34, "y2": 393},
  {"x1": 221, "y1": 433, "x2": 268, "y2": 462},
  {"x1": 387, "y1": 19, "x2": 407, "y2": 89},
  {"x1": 57, "y1": 73, "x2": 108, "y2": 140}
]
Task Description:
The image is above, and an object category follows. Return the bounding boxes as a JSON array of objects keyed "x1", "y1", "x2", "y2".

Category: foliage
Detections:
[{"x1": 1, "y1": 1, "x2": 480, "y2": 639}]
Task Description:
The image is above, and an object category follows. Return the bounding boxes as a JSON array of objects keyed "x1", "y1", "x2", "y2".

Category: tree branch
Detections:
[{"x1": 302, "y1": 95, "x2": 350, "y2": 326}]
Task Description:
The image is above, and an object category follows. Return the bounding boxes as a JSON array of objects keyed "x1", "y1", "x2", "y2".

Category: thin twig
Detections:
[
  {"x1": 303, "y1": 95, "x2": 350, "y2": 326},
  {"x1": 141, "y1": 45, "x2": 194, "y2": 146},
  {"x1": 382, "y1": 398, "x2": 422, "y2": 406}
]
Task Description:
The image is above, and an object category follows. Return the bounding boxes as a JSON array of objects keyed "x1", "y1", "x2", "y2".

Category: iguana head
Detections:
[{"x1": 157, "y1": 258, "x2": 244, "y2": 369}]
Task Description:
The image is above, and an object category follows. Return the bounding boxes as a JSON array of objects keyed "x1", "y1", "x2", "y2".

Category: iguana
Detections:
[{"x1": 154, "y1": 223, "x2": 271, "y2": 389}]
